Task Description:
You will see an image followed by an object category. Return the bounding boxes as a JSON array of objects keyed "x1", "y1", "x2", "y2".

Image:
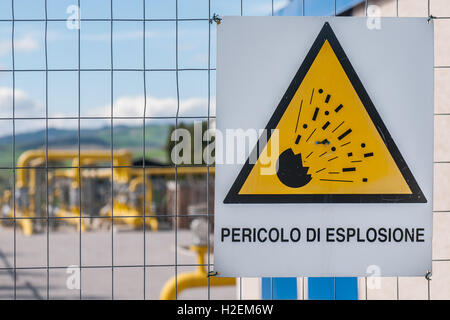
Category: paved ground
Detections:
[
  {"x1": 0, "y1": 225, "x2": 236, "y2": 300},
  {"x1": 2, "y1": 220, "x2": 448, "y2": 300}
]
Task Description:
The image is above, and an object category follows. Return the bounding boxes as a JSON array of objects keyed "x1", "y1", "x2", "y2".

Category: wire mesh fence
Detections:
[{"x1": 0, "y1": 0, "x2": 447, "y2": 300}]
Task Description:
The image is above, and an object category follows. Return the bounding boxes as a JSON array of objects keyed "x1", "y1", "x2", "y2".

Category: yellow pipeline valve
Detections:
[{"x1": 160, "y1": 245, "x2": 235, "y2": 300}]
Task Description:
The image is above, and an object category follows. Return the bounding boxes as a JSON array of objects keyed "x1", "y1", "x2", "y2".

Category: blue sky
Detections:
[{"x1": 0, "y1": 0, "x2": 361, "y2": 136}]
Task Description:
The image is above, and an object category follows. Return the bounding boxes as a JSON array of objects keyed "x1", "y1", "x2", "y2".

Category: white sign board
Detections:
[{"x1": 214, "y1": 17, "x2": 433, "y2": 277}]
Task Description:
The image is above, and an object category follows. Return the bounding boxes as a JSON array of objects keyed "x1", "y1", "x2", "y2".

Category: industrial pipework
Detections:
[
  {"x1": 3, "y1": 149, "x2": 158, "y2": 235},
  {"x1": 160, "y1": 219, "x2": 235, "y2": 300}
]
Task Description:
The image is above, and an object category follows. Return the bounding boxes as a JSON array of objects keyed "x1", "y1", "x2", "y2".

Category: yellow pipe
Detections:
[
  {"x1": 2, "y1": 190, "x2": 11, "y2": 204},
  {"x1": 160, "y1": 246, "x2": 235, "y2": 300},
  {"x1": 2, "y1": 190, "x2": 33, "y2": 236},
  {"x1": 142, "y1": 167, "x2": 215, "y2": 176},
  {"x1": 55, "y1": 208, "x2": 87, "y2": 231},
  {"x1": 53, "y1": 168, "x2": 115, "y2": 180},
  {"x1": 103, "y1": 176, "x2": 158, "y2": 230},
  {"x1": 17, "y1": 149, "x2": 133, "y2": 188},
  {"x1": 52, "y1": 165, "x2": 157, "y2": 230},
  {"x1": 17, "y1": 150, "x2": 215, "y2": 187},
  {"x1": 131, "y1": 176, "x2": 157, "y2": 230},
  {"x1": 14, "y1": 166, "x2": 37, "y2": 236},
  {"x1": 14, "y1": 149, "x2": 133, "y2": 235},
  {"x1": 12, "y1": 149, "x2": 218, "y2": 235}
]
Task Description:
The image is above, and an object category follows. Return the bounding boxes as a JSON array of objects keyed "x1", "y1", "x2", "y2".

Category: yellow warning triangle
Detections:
[{"x1": 224, "y1": 22, "x2": 426, "y2": 203}]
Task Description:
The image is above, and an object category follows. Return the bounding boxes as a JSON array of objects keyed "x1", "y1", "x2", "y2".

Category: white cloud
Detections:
[
  {"x1": 0, "y1": 86, "x2": 41, "y2": 118},
  {"x1": 0, "y1": 87, "x2": 45, "y2": 136},
  {"x1": 0, "y1": 34, "x2": 40, "y2": 56},
  {"x1": 92, "y1": 95, "x2": 216, "y2": 120},
  {"x1": 14, "y1": 34, "x2": 40, "y2": 52},
  {"x1": 44, "y1": 94, "x2": 216, "y2": 138},
  {"x1": 0, "y1": 85, "x2": 215, "y2": 137}
]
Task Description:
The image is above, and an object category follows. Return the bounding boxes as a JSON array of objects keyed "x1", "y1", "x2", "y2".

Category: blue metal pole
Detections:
[
  {"x1": 308, "y1": 277, "x2": 358, "y2": 300},
  {"x1": 262, "y1": 277, "x2": 298, "y2": 300}
]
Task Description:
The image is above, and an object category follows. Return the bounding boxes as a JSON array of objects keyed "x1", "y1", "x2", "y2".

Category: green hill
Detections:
[{"x1": 0, "y1": 123, "x2": 172, "y2": 168}]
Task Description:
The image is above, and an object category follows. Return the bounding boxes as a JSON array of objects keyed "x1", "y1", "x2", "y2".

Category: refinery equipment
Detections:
[
  {"x1": 0, "y1": 149, "x2": 158, "y2": 235},
  {"x1": 0, "y1": 149, "x2": 215, "y2": 236}
]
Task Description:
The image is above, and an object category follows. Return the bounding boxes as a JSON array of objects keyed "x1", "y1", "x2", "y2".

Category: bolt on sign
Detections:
[{"x1": 214, "y1": 17, "x2": 433, "y2": 277}]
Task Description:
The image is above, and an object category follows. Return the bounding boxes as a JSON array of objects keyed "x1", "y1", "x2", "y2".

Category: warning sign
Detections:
[
  {"x1": 214, "y1": 17, "x2": 433, "y2": 277},
  {"x1": 225, "y1": 22, "x2": 425, "y2": 204}
]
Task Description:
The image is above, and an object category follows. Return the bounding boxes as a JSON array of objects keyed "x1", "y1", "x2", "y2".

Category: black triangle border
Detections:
[{"x1": 224, "y1": 22, "x2": 427, "y2": 204}]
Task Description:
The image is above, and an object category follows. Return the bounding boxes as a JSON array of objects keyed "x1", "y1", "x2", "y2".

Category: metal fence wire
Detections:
[{"x1": 0, "y1": 0, "x2": 447, "y2": 300}]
